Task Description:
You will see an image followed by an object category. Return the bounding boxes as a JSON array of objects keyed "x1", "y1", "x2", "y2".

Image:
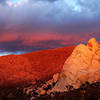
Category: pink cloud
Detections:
[
  {"x1": 21, "y1": 32, "x2": 90, "y2": 46},
  {"x1": 0, "y1": 31, "x2": 98, "y2": 51},
  {"x1": 0, "y1": 33, "x2": 19, "y2": 42}
]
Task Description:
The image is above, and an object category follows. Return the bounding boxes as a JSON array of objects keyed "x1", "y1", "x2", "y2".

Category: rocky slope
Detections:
[{"x1": 0, "y1": 46, "x2": 74, "y2": 88}]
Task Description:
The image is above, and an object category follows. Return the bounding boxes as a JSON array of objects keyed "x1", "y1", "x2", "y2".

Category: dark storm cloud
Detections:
[
  {"x1": 0, "y1": 0, "x2": 58, "y2": 5},
  {"x1": 0, "y1": 36, "x2": 81, "y2": 53},
  {"x1": 0, "y1": 39, "x2": 63, "y2": 52},
  {"x1": 0, "y1": 0, "x2": 100, "y2": 55},
  {"x1": 0, "y1": 40, "x2": 57, "y2": 52},
  {"x1": 78, "y1": 0, "x2": 100, "y2": 12},
  {"x1": 45, "y1": 0, "x2": 58, "y2": 2},
  {"x1": 33, "y1": 0, "x2": 58, "y2": 2},
  {"x1": 1, "y1": 0, "x2": 100, "y2": 35},
  {"x1": 0, "y1": 32, "x2": 90, "y2": 54},
  {"x1": 0, "y1": 0, "x2": 6, "y2": 4}
]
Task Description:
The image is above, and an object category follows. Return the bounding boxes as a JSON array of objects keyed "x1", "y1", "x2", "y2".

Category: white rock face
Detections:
[{"x1": 52, "y1": 38, "x2": 100, "y2": 92}]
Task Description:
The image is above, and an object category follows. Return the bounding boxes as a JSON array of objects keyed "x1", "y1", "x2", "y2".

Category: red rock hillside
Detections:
[{"x1": 0, "y1": 46, "x2": 74, "y2": 88}]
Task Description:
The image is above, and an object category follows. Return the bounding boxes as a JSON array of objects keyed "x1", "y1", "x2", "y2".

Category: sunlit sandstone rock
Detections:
[{"x1": 52, "y1": 38, "x2": 100, "y2": 92}]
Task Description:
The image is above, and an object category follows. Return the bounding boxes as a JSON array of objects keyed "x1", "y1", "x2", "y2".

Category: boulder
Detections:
[{"x1": 52, "y1": 38, "x2": 100, "y2": 92}]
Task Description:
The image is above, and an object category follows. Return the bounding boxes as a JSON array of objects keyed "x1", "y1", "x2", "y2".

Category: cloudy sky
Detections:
[{"x1": 0, "y1": 0, "x2": 100, "y2": 56}]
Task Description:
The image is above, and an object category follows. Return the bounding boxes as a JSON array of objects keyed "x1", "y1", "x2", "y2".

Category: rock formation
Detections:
[{"x1": 52, "y1": 38, "x2": 100, "y2": 92}]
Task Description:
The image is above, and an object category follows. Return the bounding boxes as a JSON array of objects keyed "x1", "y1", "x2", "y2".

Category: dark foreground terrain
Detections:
[{"x1": 0, "y1": 81, "x2": 100, "y2": 100}]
